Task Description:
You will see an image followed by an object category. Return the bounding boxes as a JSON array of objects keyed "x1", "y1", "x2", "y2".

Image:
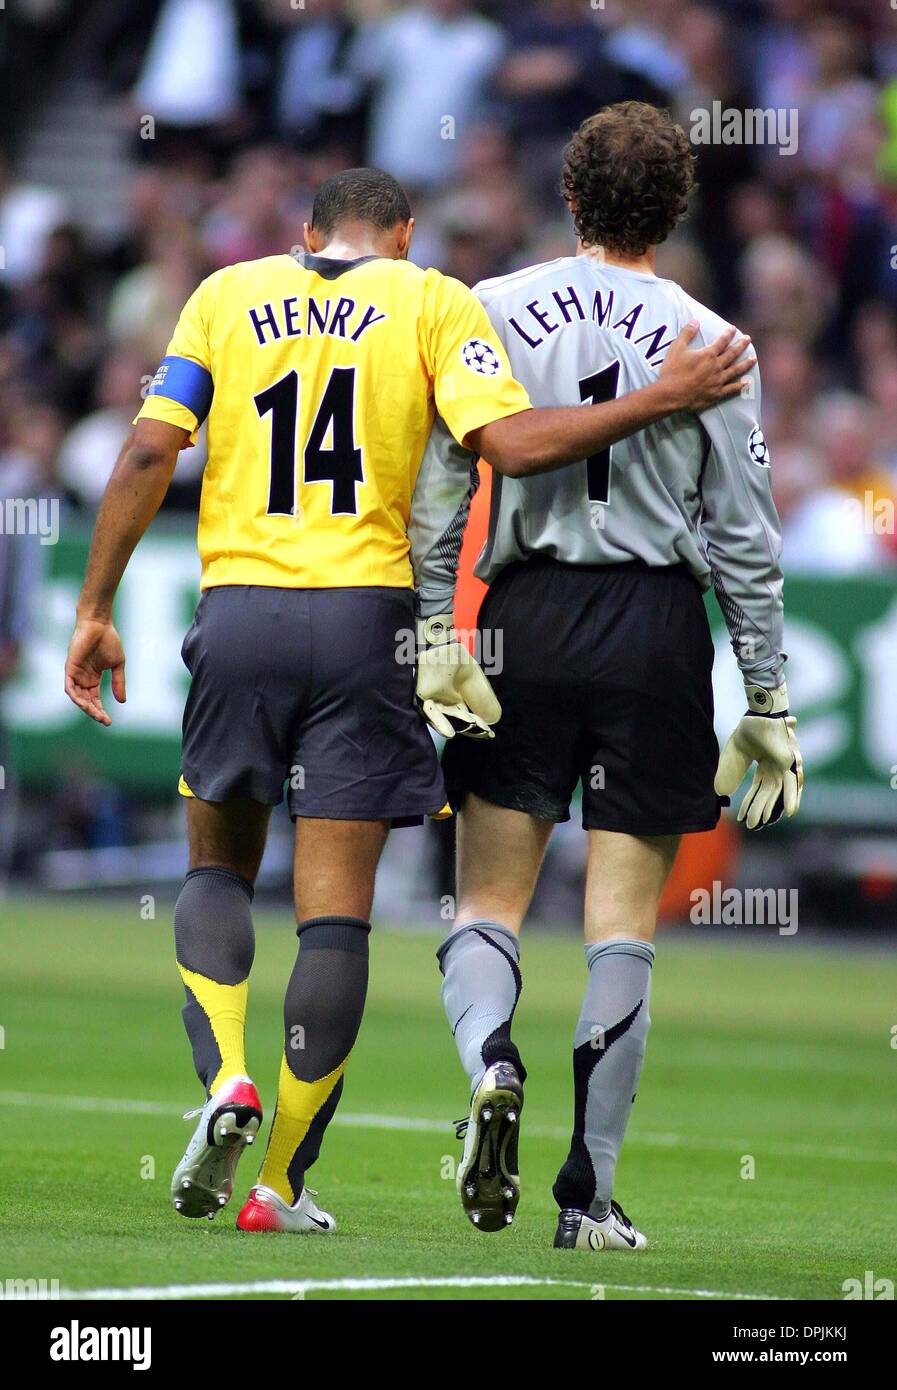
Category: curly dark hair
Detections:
[{"x1": 560, "y1": 102, "x2": 696, "y2": 257}]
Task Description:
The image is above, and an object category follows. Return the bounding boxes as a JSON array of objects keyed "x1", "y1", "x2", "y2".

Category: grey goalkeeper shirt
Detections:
[{"x1": 409, "y1": 254, "x2": 785, "y2": 686}]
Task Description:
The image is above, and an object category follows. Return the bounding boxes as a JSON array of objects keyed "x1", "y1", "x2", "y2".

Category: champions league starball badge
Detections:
[
  {"x1": 461, "y1": 339, "x2": 502, "y2": 375},
  {"x1": 748, "y1": 425, "x2": 771, "y2": 467}
]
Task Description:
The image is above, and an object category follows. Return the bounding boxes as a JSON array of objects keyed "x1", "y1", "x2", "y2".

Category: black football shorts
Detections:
[
  {"x1": 179, "y1": 585, "x2": 446, "y2": 823},
  {"x1": 442, "y1": 556, "x2": 725, "y2": 836}
]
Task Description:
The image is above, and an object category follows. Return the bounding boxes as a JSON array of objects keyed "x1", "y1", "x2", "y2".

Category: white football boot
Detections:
[
  {"x1": 236, "y1": 1184, "x2": 336, "y2": 1234},
  {"x1": 171, "y1": 1074, "x2": 262, "y2": 1220},
  {"x1": 554, "y1": 1201, "x2": 648, "y2": 1251},
  {"x1": 456, "y1": 1060, "x2": 523, "y2": 1232}
]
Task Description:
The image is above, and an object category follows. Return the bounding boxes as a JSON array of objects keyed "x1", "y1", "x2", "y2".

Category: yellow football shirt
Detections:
[{"x1": 136, "y1": 252, "x2": 532, "y2": 590}]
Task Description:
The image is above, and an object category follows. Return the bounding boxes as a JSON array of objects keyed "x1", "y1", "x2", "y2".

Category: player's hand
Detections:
[
  {"x1": 714, "y1": 682, "x2": 803, "y2": 830},
  {"x1": 660, "y1": 321, "x2": 756, "y2": 413},
  {"x1": 64, "y1": 618, "x2": 127, "y2": 726},
  {"x1": 415, "y1": 614, "x2": 501, "y2": 739}
]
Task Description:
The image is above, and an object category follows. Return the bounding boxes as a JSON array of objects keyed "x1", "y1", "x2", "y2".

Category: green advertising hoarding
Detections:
[{"x1": 4, "y1": 525, "x2": 897, "y2": 825}]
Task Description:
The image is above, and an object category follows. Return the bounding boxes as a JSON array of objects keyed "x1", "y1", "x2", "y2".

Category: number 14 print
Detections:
[{"x1": 255, "y1": 366, "x2": 364, "y2": 516}]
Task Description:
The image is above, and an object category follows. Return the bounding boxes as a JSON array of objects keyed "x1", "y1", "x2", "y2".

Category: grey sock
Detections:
[
  {"x1": 174, "y1": 866, "x2": 255, "y2": 982},
  {"x1": 174, "y1": 866, "x2": 255, "y2": 1092},
  {"x1": 553, "y1": 939, "x2": 654, "y2": 1220},
  {"x1": 280, "y1": 916, "x2": 371, "y2": 1199},
  {"x1": 437, "y1": 921, "x2": 525, "y2": 1092}
]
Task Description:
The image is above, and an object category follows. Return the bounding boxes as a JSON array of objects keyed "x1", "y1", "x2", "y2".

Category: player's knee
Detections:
[{"x1": 188, "y1": 849, "x2": 260, "y2": 884}]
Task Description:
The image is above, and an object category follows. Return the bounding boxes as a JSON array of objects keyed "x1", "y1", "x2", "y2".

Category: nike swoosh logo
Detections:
[
  {"x1": 452, "y1": 1004, "x2": 474, "y2": 1037},
  {"x1": 306, "y1": 1213, "x2": 330, "y2": 1229},
  {"x1": 616, "y1": 1224, "x2": 637, "y2": 1248}
]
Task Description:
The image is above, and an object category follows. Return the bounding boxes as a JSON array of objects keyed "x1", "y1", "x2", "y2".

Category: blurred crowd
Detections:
[
  {"x1": 2, "y1": 0, "x2": 897, "y2": 568},
  {"x1": 1, "y1": 0, "x2": 896, "y2": 883}
]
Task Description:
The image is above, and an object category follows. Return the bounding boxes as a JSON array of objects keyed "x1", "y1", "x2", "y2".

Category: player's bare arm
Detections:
[
  {"x1": 468, "y1": 321, "x2": 753, "y2": 477},
  {"x1": 65, "y1": 417, "x2": 187, "y2": 725}
]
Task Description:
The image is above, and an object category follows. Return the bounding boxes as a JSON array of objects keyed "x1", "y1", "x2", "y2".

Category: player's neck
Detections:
[
  {"x1": 577, "y1": 241, "x2": 657, "y2": 276},
  {"x1": 308, "y1": 220, "x2": 400, "y2": 263},
  {"x1": 312, "y1": 237, "x2": 380, "y2": 262},
  {"x1": 303, "y1": 216, "x2": 413, "y2": 263}
]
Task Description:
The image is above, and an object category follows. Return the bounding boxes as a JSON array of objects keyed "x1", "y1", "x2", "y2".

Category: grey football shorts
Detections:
[{"x1": 179, "y1": 585, "x2": 447, "y2": 824}]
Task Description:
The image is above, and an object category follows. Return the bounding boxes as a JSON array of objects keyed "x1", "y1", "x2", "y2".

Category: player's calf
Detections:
[{"x1": 438, "y1": 919, "x2": 528, "y2": 1231}]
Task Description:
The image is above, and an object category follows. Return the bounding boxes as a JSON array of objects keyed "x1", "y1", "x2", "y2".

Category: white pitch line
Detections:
[
  {"x1": 59, "y1": 1275, "x2": 776, "y2": 1301},
  {"x1": 0, "y1": 1091, "x2": 179, "y2": 1117},
  {"x1": 0, "y1": 1090, "x2": 892, "y2": 1165},
  {"x1": 330, "y1": 1110, "x2": 446, "y2": 1134}
]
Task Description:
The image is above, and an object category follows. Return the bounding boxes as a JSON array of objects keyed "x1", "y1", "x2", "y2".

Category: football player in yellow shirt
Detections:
[{"x1": 64, "y1": 167, "x2": 752, "y2": 1235}]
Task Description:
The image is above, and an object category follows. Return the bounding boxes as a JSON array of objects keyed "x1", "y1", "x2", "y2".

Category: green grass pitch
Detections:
[{"x1": 1, "y1": 898, "x2": 894, "y2": 1301}]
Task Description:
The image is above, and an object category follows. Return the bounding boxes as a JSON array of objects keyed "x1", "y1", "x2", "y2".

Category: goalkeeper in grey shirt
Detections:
[{"x1": 410, "y1": 102, "x2": 803, "y2": 1251}]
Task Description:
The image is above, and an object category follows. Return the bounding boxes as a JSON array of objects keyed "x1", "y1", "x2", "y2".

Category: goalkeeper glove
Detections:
[
  {"x1": 714, "y1": 681, "x2": 804, "y2": 830},
  {"x1": 415, "y1": 614, "x2": 501, "y2": 740}
]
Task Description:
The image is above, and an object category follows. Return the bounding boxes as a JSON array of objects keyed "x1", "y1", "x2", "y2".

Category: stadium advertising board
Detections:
[{"x1": 6, "y1": 528, "x2": 897, "y2": 824}]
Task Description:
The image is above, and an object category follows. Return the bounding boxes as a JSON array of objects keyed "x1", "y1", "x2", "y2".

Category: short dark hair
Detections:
[
  {"x1": 560, "y1": 102, "x2": 696, "y2": 257},
  {"x1": 311, "y1": 167, "x2": 412, "y2": 237}
]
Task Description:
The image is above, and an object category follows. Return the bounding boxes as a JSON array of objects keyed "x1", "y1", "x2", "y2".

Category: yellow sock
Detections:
[
  {"x1": 259, "y1": 1053, "x2": 348, "y2": 1205},
  {"x1": 178, "y1": 962, "x2": 249, "y2": 1094}
]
